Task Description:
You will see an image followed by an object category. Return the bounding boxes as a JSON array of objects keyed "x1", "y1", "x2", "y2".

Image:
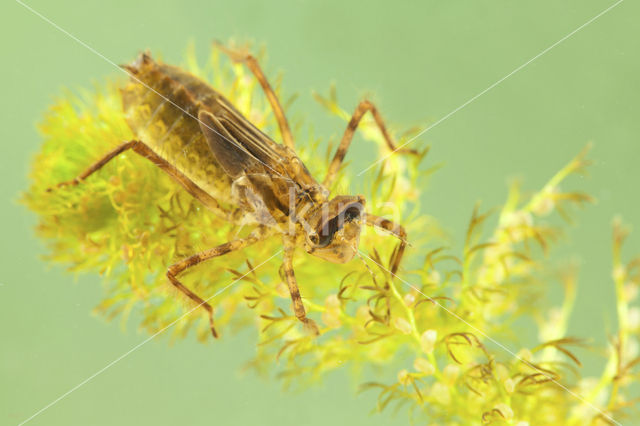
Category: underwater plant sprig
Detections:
[{"x1": 23, "y1": 44, "x2": 639, "y2": 424}]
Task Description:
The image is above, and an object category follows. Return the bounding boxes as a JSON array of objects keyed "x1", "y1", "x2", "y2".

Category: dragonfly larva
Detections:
[{"x1": 50, "y1": 44, "x2": 418, "y2": 337}]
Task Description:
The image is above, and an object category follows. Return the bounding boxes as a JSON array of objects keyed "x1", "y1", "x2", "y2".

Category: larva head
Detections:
[{"x1": 303, "y1": 195, "x2": 366, "y2": 263}]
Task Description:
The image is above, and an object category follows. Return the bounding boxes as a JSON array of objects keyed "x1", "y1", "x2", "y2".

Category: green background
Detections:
[{"x1": 2, "y1": 0, "x2": 638, "y2": 424}]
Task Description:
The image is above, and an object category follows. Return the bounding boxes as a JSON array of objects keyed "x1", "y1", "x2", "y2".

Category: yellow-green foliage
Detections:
[{"x1": 23, "y1": 45, "x2": 640, "y2": 425}]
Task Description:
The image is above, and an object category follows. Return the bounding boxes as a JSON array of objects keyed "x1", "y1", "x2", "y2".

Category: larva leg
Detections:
[
  {"x1": 282, "y1": 235, "x2": 320, "y2": 335},
  {"x1": 167, "y1": 229, "x2": 266, "y2": 338},
  {"x1": 48, "y1": 139, "x2": 225, "y2": 215},
  {"x1": 323, "y1": 100, "x2": 419, "y2": 188},
  {"x1": 214, "y1": 41, "x2": 294, "y2": 149},
  {"x1": 364, "y1": 213, "x2": 408, "y2": 275}
]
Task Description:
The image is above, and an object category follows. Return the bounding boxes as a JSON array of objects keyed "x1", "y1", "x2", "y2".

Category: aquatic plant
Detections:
[{"x1": 23, "y1": 44, "x2": 639, "y2": 424}]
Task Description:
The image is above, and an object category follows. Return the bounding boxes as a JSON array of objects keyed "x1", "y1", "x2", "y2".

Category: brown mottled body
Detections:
[
  {"x1": 51, "y1": 46, "x2": 416, "y2": 338},
  {"x1": 120, "y1": 56, "x2": 244, "y2": 218},
  {"x1": 121, "y1": 54, "x2": 324, "y2": 227}
]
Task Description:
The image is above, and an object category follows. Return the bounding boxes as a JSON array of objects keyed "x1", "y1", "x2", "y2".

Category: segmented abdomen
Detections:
[{"x1": 120, "y1": 54, "x2": 233, "y2": 205}]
